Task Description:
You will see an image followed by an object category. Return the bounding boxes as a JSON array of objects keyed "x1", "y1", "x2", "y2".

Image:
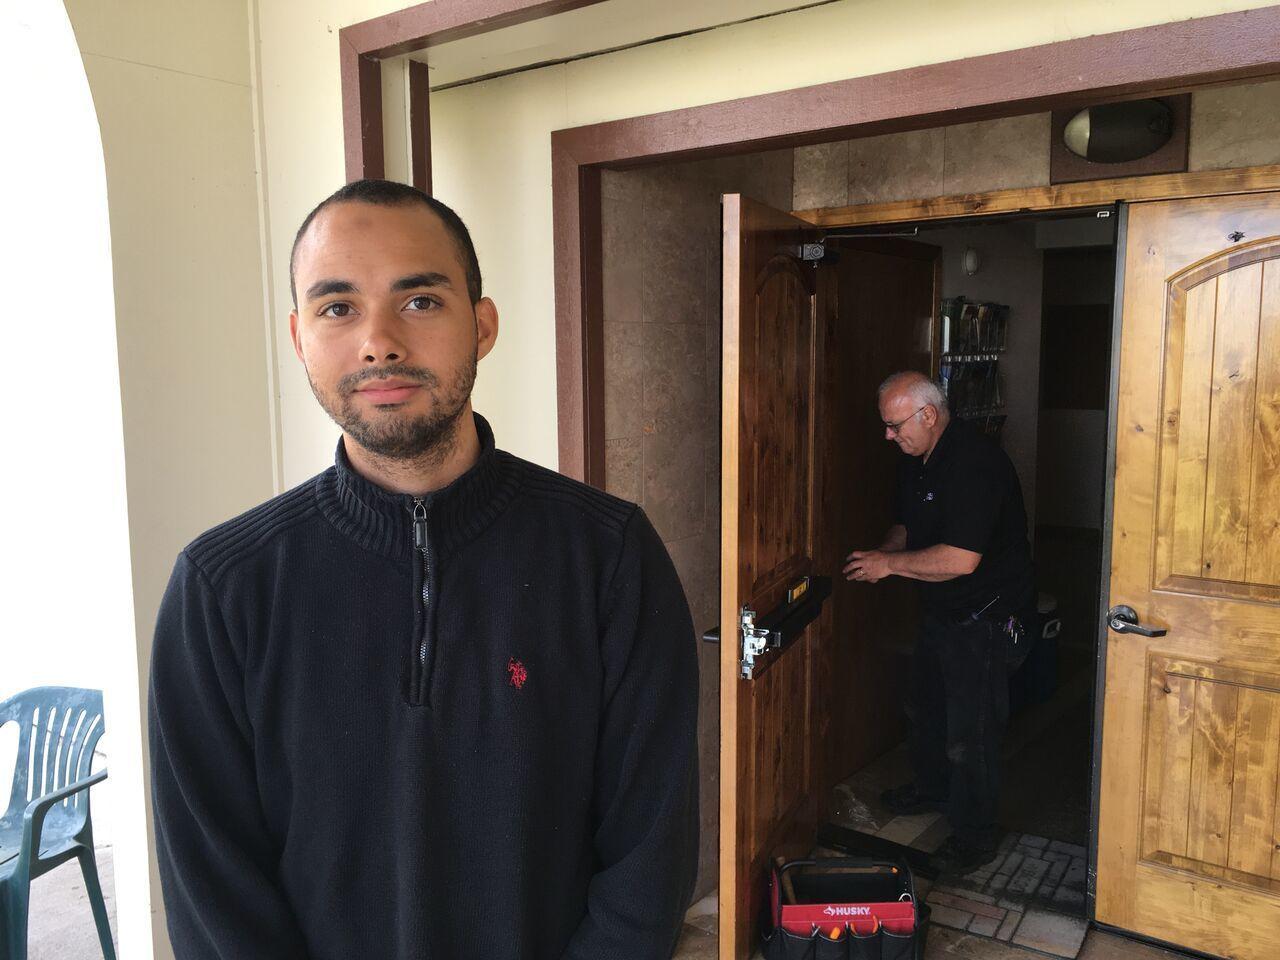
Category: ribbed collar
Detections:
[{"x1": 315, "y1": 413, "x2": 521, "y2": 561}]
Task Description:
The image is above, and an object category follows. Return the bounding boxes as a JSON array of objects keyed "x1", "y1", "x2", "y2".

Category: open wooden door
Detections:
[
  {"x1": 719, "y1": 195, "x2": 831, "y2": 959},
  {"x1": 717, "y1": 198, "x2": 940, "y2": 959},
  {"x1": 1096, "y1": 193, "x2": 1280, "y2": 957}
]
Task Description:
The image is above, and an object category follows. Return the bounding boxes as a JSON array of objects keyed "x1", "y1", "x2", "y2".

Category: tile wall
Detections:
[{"x1": 600, "y1": 150, "x2": 794, "y2": 900}]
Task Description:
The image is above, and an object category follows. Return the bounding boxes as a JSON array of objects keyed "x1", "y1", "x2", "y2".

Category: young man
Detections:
[
  {"x1": 149, "y1": 180, "x2": 699, "y2": 959},
  {"x1": 843, "y1": 371, "x2": 1034, "y2": 873}
]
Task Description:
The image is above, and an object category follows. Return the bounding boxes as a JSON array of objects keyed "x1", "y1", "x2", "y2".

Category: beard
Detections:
[{"x1": 307, "y1": 350, "x2": 477, "y2": 461}]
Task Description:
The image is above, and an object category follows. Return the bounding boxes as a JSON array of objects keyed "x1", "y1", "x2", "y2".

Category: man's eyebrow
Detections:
[
  {"x1": 304, "y1": 279, "x2": 357, "y2": 300},
  {"x1": 392, "y1": 272, "x2": 452, "y2": 292}
]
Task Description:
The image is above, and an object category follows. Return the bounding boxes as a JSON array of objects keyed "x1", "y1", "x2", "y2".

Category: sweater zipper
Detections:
[{"x1": 411, "y1": 496, "x2": 435, "y2": 705}]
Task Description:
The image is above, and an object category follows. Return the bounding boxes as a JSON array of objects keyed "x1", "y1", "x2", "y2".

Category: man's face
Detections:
[
  {"x1": 289, "y1": 202, "x2": 498, "y2": 460},
  {"x1": 880, "y1": 389, "x2": 934, "y2": 456}
]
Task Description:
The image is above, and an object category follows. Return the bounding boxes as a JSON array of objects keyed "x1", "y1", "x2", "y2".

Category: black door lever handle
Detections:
[{"x1": 1107, "y1": 604, "x2": 1168, "y2": 637}]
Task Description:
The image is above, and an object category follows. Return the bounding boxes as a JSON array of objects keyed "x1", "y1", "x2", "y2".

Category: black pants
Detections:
[{"x1": 908, "y1": 612, "x2": 1026, "y2": 850}]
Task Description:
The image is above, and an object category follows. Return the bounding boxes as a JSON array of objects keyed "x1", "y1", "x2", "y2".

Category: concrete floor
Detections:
[{"x1": 23, "y1": 845, "x2": 117, "y2": 959}]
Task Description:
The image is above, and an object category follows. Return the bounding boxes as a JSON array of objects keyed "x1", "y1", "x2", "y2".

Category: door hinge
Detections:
[{"x1": 740, "y1": 606, "x2": 775, "y2": 679}]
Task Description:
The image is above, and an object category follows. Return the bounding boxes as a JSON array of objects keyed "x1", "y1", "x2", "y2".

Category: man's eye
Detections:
[
  {"x1": 319, "y1": 302, "x2": 353, "y2": 318},
  {"x1": 406, "y1": 295, "x2": 439, "y2": 311}
]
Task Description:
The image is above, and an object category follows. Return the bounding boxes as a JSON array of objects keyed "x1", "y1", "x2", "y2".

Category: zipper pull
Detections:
[{"x1": 412, "y1": 498, "x2": 428, "y2": 550}]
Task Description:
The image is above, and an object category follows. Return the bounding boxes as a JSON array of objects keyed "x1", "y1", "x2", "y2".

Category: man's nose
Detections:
[{"x1": 359, "y1": 308, "x2": 409, "y2": 364}]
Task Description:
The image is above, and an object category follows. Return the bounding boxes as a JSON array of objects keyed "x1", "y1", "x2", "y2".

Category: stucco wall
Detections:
[{"x1": 63, "y1": 2, "x2": 275, "y2": 956}]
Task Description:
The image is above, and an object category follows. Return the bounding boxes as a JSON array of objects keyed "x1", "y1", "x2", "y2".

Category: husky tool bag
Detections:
[{"x1": 762, "y1": 857, "x2": 929, "y2": 960}]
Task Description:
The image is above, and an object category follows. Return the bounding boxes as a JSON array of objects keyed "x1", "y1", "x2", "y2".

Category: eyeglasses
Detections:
[{"x1": 884, "y1": 405, "x2": 928, "y2": 436}]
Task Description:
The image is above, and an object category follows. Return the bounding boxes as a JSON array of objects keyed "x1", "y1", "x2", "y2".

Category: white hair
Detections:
[{"x1": 877, "y1": 371, "x2": 948, "y2": 412}]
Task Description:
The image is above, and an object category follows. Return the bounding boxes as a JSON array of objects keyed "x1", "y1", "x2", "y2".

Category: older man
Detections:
[
  {"x1": 843, "y1": 371, "x2": 1034, "y2": 873},
  {"x1": 149, "y1": 180, "x2": 698, "y2": 959}
]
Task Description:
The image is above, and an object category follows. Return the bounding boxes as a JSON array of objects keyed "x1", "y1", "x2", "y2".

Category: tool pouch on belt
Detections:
[{"x1": 761, "y1": 857, "x2": 930, "y2": 960}]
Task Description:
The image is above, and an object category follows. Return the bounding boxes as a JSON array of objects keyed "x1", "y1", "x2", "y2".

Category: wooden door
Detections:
[
  {"x1": 815, "y1": 239, "x2": 939, "y2": 793},
  {"x1": 719, "y1": 195, "x2": 830, "y2": 959},
  {"x1": 1096, "y1": 193, "x2": 1280, "y2": 957},
  {"x1": 718, "y1": 203, "x2": 942, "y2": 958}
]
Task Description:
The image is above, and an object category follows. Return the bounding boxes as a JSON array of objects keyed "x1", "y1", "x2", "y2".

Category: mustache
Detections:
[{"x1": 338, "y1": 365, "x2": 440, "y2": 395}]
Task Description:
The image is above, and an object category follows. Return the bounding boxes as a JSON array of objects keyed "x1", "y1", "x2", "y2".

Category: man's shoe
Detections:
[
  {"x1": 931, "y1": 836, "x2": 1000, "y2": 875},
  {"x1": 880, "y1": 783, "x2": 947, "y2": 815}
]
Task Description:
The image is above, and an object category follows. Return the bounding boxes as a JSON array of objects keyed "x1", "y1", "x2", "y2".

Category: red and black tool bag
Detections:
[{"x1": 762, "y1": 857, "x2": 929, "y2": 960}]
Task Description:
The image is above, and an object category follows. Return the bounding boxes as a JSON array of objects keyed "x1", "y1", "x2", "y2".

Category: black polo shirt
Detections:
[{"x1": 894, "y1": 419, "x2": 1034, "y2": 621}]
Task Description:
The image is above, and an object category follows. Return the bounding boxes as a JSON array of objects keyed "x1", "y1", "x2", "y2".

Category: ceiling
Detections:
[{"x1": 407, "y1": 0, "x2": 836, "y2": 89}]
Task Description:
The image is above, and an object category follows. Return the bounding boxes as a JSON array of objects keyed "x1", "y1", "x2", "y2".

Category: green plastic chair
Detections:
[{"x1": 0, "y1": 687, "x2": 114, "y2": 960}]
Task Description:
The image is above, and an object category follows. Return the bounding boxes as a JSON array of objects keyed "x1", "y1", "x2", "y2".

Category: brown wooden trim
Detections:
[
  {"x1": 553, "y1": 146, "x2": 607, "y2": 486},
  {"x1": 795, "y1": 164, "x2": 1280, "y2": 228},
  {"x1": 342, "y1": 0, "x2": 608, "y2": 59},
  {"x1": 341, "y1": 35, "x2": 383, "y2": 181},
  {"x1": 550, "y1": 7, "x2": 1280, "y2": 168},
  {"x1": 580, "y1": 167, "x2": 606, "y2": 489},
  {"x1": 1168, "y1": 231, "x2": 1280, "y2": 290},
  {"x1": 339, "y1": 0, "x2": 610, "y2": 184},
  {"x1": 409, "y1": 60, "x2": 431, "y2": 194},
  {"x1": 717, "y1": 193, "x2": 744, "y2": 936}
]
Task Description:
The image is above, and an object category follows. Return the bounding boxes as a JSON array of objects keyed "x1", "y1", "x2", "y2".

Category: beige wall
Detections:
[
  {"x1": 65, "y1": 2, "x2": 275, "y2": 957},
  {"x1": 600, "y1": 153, "x2": 793, "y2": 901}
]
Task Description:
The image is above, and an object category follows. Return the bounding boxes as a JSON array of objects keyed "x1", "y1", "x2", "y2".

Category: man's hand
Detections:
[{"x1": 843, "y1": 549, "x2": 894, "y2": 583}]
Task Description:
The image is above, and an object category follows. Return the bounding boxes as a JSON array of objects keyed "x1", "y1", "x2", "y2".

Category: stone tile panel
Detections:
[
  {"x1": 603, "y1": 322, "x2": 644, "y2": 440},
  {"x1": 848, "y1": 128, "x2": 946, "y2": 205},
  {"x1": 1012, "y1": 908, "x2": 1089, "y2": 958},
  {"x1": 943, "y1": 114, "x2": 1050, "y2": 196},
  {"x1": 996, "y1": 908, "x2": 1023, "y2": 942},
  {"x1": 1190, "y1": 80, "x2": 1280, "y2": 171},
  {"x1": 792, "y1": 140, "x2": 849, "y2": 210},
  {"x1": 642, "y1": 418, "x2": 705, "y2": 542},
  {"x1": 604, "y1": 437, "x2": 641, "y2": 503},
  {"x1": 926, "y1": 902, "x2": 975, "y2": 930}
]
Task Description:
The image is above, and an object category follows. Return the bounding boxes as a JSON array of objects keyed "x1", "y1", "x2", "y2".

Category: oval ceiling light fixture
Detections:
[{"x1": 1062, "y1": 99, "x2": 1175, "y2": 163}]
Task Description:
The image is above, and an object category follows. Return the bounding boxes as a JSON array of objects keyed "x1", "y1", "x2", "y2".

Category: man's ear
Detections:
[
  {"x1": 289, "y1": 310, "x2": 306, "y2": 363},
  {"x1": 474, "y1": 297, "x2": 499, "y2": 361}
]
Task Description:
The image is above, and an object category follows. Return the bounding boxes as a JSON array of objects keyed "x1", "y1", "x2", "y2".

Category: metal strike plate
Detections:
[{"x1": 740, "y1": 607, "x2": 774, "y2": 679}]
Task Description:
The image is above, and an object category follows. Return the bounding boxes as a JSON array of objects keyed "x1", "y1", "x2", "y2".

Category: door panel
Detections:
[
  {"x1": 816, "y1": 238, "x2": 939, "y2": 793},
  {"x1": 720, "y1": 195, "x2": 827, "y2": 960},
  {"x1": 1155, "y1": 243, "x2": 1280, "y2": 601},
  {"x1": 1097, "y1": 193, "x2": 1280, "y2": 957},
  {"x1": 719, "y1": 199, "x2": 940, "y2": 959},
  {"x1": 747, "y1": 256, "x2": 815, "y2": 598}
]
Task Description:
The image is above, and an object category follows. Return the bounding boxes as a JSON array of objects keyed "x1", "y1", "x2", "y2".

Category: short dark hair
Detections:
[{"x1": 289, "y1": 179, "x2": 482, "y2": 305}]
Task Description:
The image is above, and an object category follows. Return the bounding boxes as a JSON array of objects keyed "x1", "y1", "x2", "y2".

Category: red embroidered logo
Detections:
[{"x1": 506, "y1": 658, "x2": 528, "y2": 690}]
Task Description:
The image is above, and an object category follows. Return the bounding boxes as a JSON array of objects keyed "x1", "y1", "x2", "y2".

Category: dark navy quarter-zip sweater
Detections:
[{"x1": 148, "y1": 414, "x2": 699, "y2": 960}]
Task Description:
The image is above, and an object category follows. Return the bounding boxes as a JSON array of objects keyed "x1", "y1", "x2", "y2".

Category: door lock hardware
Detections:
[
  {"x1": 1107, "y1": 604, "x2": 1168, "y2": 637},
  {"x1": 739, "y1": 606, "x2": 778, "y2": 679},
  {"x1": 737, "y1": 576, "x2": 833, "y2": 679}
]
